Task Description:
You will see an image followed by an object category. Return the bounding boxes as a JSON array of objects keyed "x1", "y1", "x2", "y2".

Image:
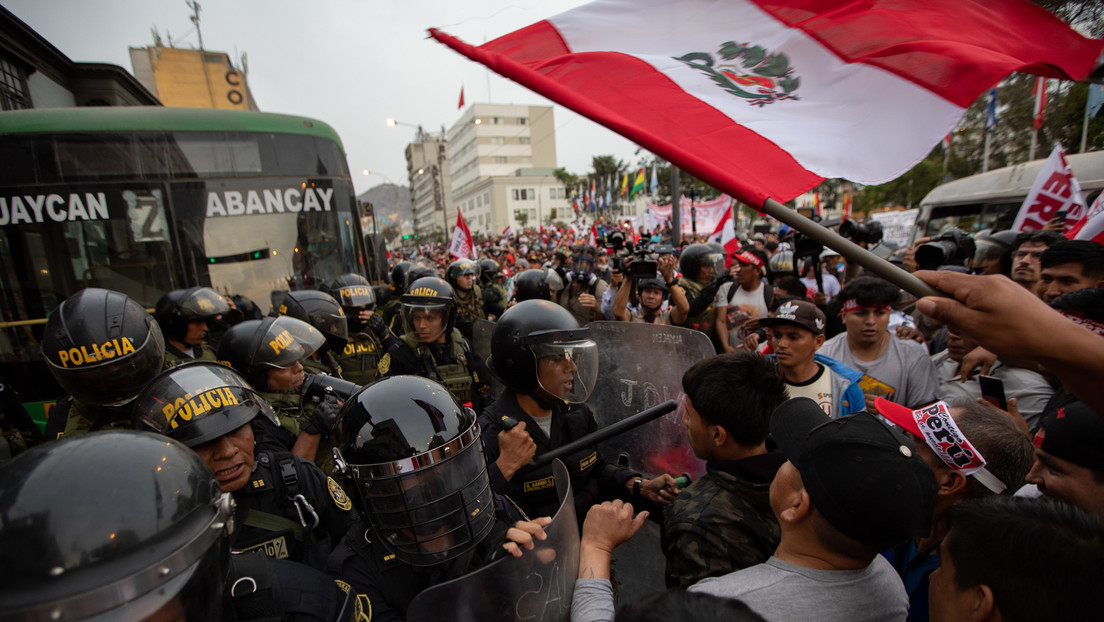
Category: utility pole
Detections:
[{"x1": 670, "y1": 167, "x2": 682, "y2": 243}]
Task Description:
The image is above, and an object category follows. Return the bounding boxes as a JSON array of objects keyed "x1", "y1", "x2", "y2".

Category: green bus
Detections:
[{"x1": 0, "y1": 107, "x2": 370, "y2": 423}]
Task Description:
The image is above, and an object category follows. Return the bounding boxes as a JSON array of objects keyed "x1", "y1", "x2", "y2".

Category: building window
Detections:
[
  {"x1": 483, "y1": 192, "x2": 490, "y2": 205},
  {"x1": 494, "y1": 156, "x2": 507, "y2": 164},
  {"x1": 491, "y1": 136, "x2": 505, "y2": 145},
  {"x1": 518, "y1": 117, "x2": 527, "y2": 125},
  {"x1": 0, "y1": 54, "x2": 32, "y2": 110},
  {"x1": 528, "y1": 188, "x2": 536, "y2": 198},
  {"x1": 512, "y1": 189, "x2": 520, "y2": 200},
  {"x1": 518, "y1": 137, "x2": 530, "y2": 144}
]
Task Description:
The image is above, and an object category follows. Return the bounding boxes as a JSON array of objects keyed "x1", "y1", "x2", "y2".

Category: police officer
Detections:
[
  {"x1": 154, "y1": 286, "x2": 231, "y2": 368},
  {"x1": 0, "y1": 430, "x2": 359, "y2": 621},
  {"x1": 217, "y1": 315, "x2": 341, "y2": 466},
  {"x1": 41, "y1": 287, "x2": 166, "y2": 439},
  {"x1": 320, "y1": 273, "x2": 385, "y2": 385},
  {"x1": 275, "y1": 289, "x2": 350, "y2": 378},
  {"x1": 389, "y1": 264, "x2": 439, "y2": 335},
  {"x1": 447, "y1": 258, "x2": 484, "y2": 339},
  {"x1": 377, "y1": 276, "x2": 494, "y2": 410},
  {"x1": 326, "y1": 375, "x2": 551, "y2": 620},
  {"x1": 133, "y1": 361, "x2": 354, "y2": 571},
  {"x1": 480, "y1": 300, "x2": 678, "y2": 523},
  {"x1": 511, "y1": 267, "x2": 563, "y2": 304},
  {"x1": 479, "y1": 258, "x2": 508, "y2": 319},
  {"x1": 677, "y1": 243, "x2": 731, "y2": 351},
  {"x1": 378, "y1": 261, "x2": 411, "y2": 330}
]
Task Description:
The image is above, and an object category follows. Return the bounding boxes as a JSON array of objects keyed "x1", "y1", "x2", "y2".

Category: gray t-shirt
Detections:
[
  {"x1": 819, "y1": 333, "x2": 939, "y2": 408},
  {"x1": 688, "y1": 556, "x2": 908, "y2": 622}
]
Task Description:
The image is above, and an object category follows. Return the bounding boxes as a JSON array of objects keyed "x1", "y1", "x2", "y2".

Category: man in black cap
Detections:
[
  {"x1": 1025, "y1": 399, "x2": 1104, "y2": 518},
  {"x1": 689, "y1": 398, "x2": 936, "y2": 622}
]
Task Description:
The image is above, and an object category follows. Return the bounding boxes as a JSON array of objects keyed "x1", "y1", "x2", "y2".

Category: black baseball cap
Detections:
[
  {"x1": 1034, "y1": 400, "x2": 1104, "y2": 473},
  {"x1": 760, "y1": 300, "x2": 827, "y2": 335},
  {"x1": 771, "y1": 397, "x2": 936, "y2": 549}
]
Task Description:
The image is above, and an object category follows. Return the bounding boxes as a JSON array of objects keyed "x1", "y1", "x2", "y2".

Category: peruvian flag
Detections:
[
  {"x1": 449, "y1": 211, "x2": 476, "y2": 259},
  {"x1": 1011, "y1": 144, "x2": 1088, "y2": 234},
  {"x1": 430, "y1": 0, "x2": 1102, "y2": 209},
  {"x1": 707, "y1": 204, "x2": 741, "y2": 263},
  {"x1": 458, "y1": 85, "x2": 465, "y2": 110},
  {"x1": 588, "y1": 224, "x2": 598, "y2": 246},
  {"x1": 1066, "y1": 192, "x2": 1104, "y2": 245}
]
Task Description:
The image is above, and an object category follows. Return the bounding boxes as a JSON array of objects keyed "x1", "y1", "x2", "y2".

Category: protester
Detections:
[
  {"x1": 1008, "y1": 230, "x2": 1063, "y2": 291},
  {"x1": 558, "y1": 244, "x2": 609, "y2": 325},
  {"x1": 662, "y1": 353, "x2": 789, "y2": 588},
  {"x1": 714, "y1": 249, "x2": 773, "y2": 353},
  {"x1": 1036, "y1": 239, "x2": 1104, "y2": 302},
  {"x1": 1025, "y1": 399, "x2": 1104, "y2": 518}
]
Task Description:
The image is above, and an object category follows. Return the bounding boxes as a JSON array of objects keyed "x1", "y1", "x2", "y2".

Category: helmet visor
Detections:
[
  {"x1": 181, "y1": 287, "x2": 231, "y2": 320},
  {"x1": 402, "y1": 303, "x2": 449, "y2": 343},
  {"x1": 310, "y1": 309, "x2": 351, "y2": 344},
  {"x1": 251, "y1": 316, "x2": 324, "y2": 368},
  {"x1": 532, "y1": 338, "x2": 599, "y2": 403},
  {"x1": 355, "y1": 435, "x2": 494, "y2": 567},
  {"x1": 704, "y1": 252, "x2": 725, "y2": 277}
]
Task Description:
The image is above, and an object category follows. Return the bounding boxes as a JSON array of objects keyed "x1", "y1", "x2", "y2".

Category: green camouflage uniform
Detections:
[
  {"x1": 163, "y1": 341, "x2": 219, "y2": 370},
  {"x1": 661, "y1": 453, "x2": 786, "y2": 589},
  {"x1": 454, "y1": 284, "x2": 485, "y2": 323}
]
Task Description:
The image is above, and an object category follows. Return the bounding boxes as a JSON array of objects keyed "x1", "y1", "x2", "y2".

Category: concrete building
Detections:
[
  {"x1": 1, "y1": 6, "x2": 159, "y2": 109},
  {"x1": 129, "y1": 45, "x2": 258, "y2": 111},
  {"x1": 404, "y1": 127, "x2": 452, "y2": 238},
  {"x1": 452, "y1": 169, "x2": 571, "y2": 237}
]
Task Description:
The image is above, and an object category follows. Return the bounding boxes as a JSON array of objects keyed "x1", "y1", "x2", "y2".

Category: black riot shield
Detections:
[
  {"x1": 405, "y1": 460, "x2": 579, "y2": 622},
  {"x1": 472, "y1": 318, "x2": 506, "y2": 401},
  {"x1": 584, "y1": 321, "x2": 714, "y2": 481}
]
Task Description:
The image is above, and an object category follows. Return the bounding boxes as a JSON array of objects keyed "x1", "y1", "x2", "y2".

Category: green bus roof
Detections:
[{"x1": 0, "y1": 106, "x2": 346, "y2": 151}]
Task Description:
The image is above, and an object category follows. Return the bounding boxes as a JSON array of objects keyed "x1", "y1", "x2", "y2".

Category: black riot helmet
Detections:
[
  {"x1": 154, "y1": 287, "x2": 231, "y2": 343},
  {"x1": 513, "y1": 269, "x2": 552, "y2": 302},
  {"x1": 487, "y1": 300, "x2": 599, "y2": 403},
  {"x1": 0, "y1": 430, "x2": 234, "y2": 621},
  {"x1": 331, "y1": 375, "x2": 495, "y2": 567},
  {"x1": 133, "y1": 361, "x2": 278, "y2": 448},
  {"x1": 216, "y1": 315, "x2": 324, "y2": 388},
  {"x1": 42, "y1": 288, "x2": 166, "y2": 407},
  {"x1": 678, "y1": 243, "x2": 726, "y2": 282},
  {"x1": 405, "y1": 265, "x2": 438, "y2": 291},
  {"x1": 389, "y1": 261, "x2": 412, "y2": 293},
  {"x1": 446, "y1": 259, "x2": 479, "y2": 291},
  {"x1": 401, "y1": 276, "x2": 457, "y2": 342},
  {"x1": 478, "y1": 258, "x2": 501, "y2": 285},
  {"x1": 320, "y1": 273, "x2": 377, "y2": 310},
  {"x1": 275, "y1": 290, "x2": 350, "y2": 352}
]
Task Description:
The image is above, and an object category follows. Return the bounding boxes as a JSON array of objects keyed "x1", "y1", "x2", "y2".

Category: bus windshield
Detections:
[{"x1": 0, "y1": 111, "x2": 366, "y2": 406}]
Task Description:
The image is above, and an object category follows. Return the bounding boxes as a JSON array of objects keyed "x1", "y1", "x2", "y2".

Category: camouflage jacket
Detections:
[{"x1": 661, "y1": 452, "x2": 786, "y2": 589}]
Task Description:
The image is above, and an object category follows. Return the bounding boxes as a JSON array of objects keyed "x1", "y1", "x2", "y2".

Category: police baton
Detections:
[{"x1": 524, "y1": 400, "x2": 677, "y2": 472}]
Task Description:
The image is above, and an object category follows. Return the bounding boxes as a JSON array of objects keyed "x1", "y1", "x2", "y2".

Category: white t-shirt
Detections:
[
  {"x1": 801, "y1": 273, "x2": 841, "y2": 302},
  {"x1": 715, "y1": 282, "x2": 769, "y2": 348},
  {"x1": 785, "y1": 363, "x2": 835, "y2": 417}
]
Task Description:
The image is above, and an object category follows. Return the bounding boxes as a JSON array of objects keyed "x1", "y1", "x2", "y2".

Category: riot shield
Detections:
[
  {"x1": 471, "y1": 318, "x2": 506, "y2": 401},
  {"x1": 584, "y1": 321, "x2": 713, "y2": 480},
  {"x1": 406, "y1": 460, "x2": 579, "y2": 622}
]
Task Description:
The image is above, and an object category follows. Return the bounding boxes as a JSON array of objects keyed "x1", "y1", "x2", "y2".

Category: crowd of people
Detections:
[{"x1": 1, "y1": 216, "x2": 1103, "y2": 622}]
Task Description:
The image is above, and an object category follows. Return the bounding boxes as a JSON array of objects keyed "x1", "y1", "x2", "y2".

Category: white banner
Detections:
[
  {"x1": 1012, "y1": 144, "x2": 1087, "y2": 233},
  {"x1": 870, "y1": 209, "x2": 919, "y2": 248},
  {"x1": 648, "y1": 195, "x2": 732, "y2": 235}
]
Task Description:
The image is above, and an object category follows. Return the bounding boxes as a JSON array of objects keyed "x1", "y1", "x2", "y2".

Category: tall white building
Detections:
[{"x1": 404, "y1": 127, "x2": 451, "y2": 238}]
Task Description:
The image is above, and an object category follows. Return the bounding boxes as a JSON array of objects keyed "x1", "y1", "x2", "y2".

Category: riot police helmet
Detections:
[
  {"x1": 446, "y1": 259, "x2": 479, "y2": 291},
  {"x1": 769, "y1": 250, "x2": 795, "y2": 277},
  {"x1": 320, "y1": 273, "x2": 377, "y2": 310},
  {"x1": 216, "y1": 315, "x2": 324, "y2": 387},
  {"x1": 487, "y1": 300, "x2": 599, "y2": 403},
  {"x1": 478, "y1": 258, "x2": 501, "y2": 285},
  {"x1": 133, "y1": 360, "x2": 278, "y2": 449},
  {"x1": 154, "y1": 286, "x2": 231, "y2": 343},
  {"x1": 275, "y1": 289, "x2": 350, "y2": 351},
  {"x1": 331, "y1": 375, "x2": 494, "y2": 567},
  {"x1": 42, "y1": 288, "x2": 166, "y2": 407},
  {"x1": 405, "y1": 265, "x2": 438, "y2": 290},
  {"x1": 389, "y1": 261, "x2": 413, "y2": 293},
  {"x1": 513, "y1": 269, "x2": 552, "y2": 302},
  {"x1": 401, "y1": 276, "x2": 457, "y2": 343},
  {"x1": 678, "y1": 243, "x2": 725, "y2": 282},
  {"x1": 0, "y1": 430, "x2": 233, "y2": 621}
]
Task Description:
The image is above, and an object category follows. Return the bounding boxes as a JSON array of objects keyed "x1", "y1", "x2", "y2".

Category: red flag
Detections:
[
  {"x1": 458, "y1": 85, "x2": 465, "y2": 110},
  {"x1": 449, "y1": 211, "x2": 475, "y2": 259},
  {"x1": 1012, "y1": 144, "x2": 1087, "y2": 233},
  {"x1": 707, "y1": 202, "x2": 741, "y2": 263},
  {"x1": 1033, "y1": 77, "x2": 1047, "y2": 131},
  {"x1": 1066, "y1": 192, "x2": 1104, "y2": 244},
  {"x1": 430, "y1": 0, "x2": 1102, "y2": 209}
]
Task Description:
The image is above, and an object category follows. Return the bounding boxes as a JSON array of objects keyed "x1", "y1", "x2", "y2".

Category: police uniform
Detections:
[
  {"x1": 377, "y1": 329, "x2": 494, "y2": 410},
  {"x1": 677, "y1": 276, "x2": 716, "y2": 337},
  {"x1": 234, "y1": 449, "x2": 355, "y2": 571},
  {"x1": 454, "y1": 284, "x2": 485, "y2": 323},
  {"x1": 43, "y1": 396, "x2": 131, "y2": 440},
  {"x1": 163, "y1": 340, "x2": 219, "y2": 370},
  {"x1": 302, "y1": 351, "x2": 345, "y2": 379},
  {"x1": 477, "y1": 390, "x2": 637, "y2": 524},
  {"x1": 331, "y1": 332, "x2": 381, "y2": 386},
  {"x1": 482, "y1": 282, "x2": 508, "y2": 319}
]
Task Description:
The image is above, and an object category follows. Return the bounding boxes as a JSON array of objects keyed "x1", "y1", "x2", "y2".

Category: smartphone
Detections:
[
  {"x1": 979, "y1": 375, "x2": 1007, "y2": 411},
  {"x1": 1054, "y1": 209, "x2": 1068, "y2": 226}
]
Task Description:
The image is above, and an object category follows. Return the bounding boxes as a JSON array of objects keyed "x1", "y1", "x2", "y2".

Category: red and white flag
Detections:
[
  {"x1": 707, "y1": 206, "x2": 740, "y2": 262},
  {"x1": 1066, "y1": 192, "x2": 1104, "y2": 245},
  {"x1": 430, "y1": 0, "x2": 1102, "y2": 209},
  {"x1": 1011, "y1": 144, "x2": 1088, "y2": 234},
  {"x1": 1032, "y1": 77, "x2": 1047, "y2": 131},
  {"x1": 458, "y1": 85, "x2": 465, "y2": 110},
  {"x1": 449, "y1": 211, "x2": 476, "y2": 259},
  {"x1": 588, "y1": 224, "x2": 598, "y2": 246}
]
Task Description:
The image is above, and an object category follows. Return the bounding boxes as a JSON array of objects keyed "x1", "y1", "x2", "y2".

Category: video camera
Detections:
[
  {"x1": 915, "y1": 229, "x2": 976, "y2": 271},
  {"x1": 627, "y1": 243, "x2": 674, "y2": 279},
  {"x1": 301, "y1": 373, "x2": 361, "y2": 403},
  {"x1": 839, "y1": 219, "x2": 885, "y2": 246}
]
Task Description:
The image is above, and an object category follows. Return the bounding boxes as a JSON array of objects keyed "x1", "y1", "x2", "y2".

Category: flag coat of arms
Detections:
[{"x1": 430, "y1": 0, "x2": 1102, "y2": 209}]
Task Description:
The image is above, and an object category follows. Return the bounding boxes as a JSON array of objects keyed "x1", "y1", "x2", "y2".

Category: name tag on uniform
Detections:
[
  {"x1": 579, "y1": 451, "x2": 597, "y2": 471},
  {"x1": 523, "y1": 476, "x2": 555, "y2": 492},
  {"x1": 238, "y1": 536, "x2": 289, "y2": 559}
]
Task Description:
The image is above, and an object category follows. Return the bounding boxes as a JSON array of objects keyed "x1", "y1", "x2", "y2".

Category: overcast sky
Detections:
[{"x1": 6, "y1": 0, "x2": 644, "y2": 194}]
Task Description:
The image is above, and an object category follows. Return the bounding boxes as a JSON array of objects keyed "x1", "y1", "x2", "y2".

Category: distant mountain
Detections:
[{"x1": 357, "y1": 183, "x2": 412, "y2": 229}]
